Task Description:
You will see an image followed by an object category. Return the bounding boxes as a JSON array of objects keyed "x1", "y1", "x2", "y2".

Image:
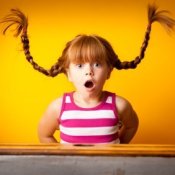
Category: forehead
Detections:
[{"x1": 67, "y1": 36, "x2": 108, "y2": 64}]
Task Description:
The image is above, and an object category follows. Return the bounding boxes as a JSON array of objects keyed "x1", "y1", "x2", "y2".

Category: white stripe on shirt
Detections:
[
  {"x1": 60, "y1": 125, "x2": 119, "y2": 136},
  {"x1": 61, "y1": 110, "x2": 115, "y2": 120}
]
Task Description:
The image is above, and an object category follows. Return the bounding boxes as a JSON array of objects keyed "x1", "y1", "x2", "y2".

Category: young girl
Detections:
[{"x1": 1, "y1": 4, "x2": 175, "y2": 144}]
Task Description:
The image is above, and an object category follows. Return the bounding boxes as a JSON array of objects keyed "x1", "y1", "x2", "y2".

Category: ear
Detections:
[
  {"x1": 107, "y1": 67, "x2": 113, "y2": 79},
  {"x1": 66, "y1": 69, "x2": 72, "y2": 82}
]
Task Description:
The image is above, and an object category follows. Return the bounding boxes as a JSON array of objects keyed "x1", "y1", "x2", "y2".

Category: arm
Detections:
[
  {"x1": 116, "y1": 96, "x2": 139, "y2": 143},
  {"x1": 38, "y1": 97, "x2": 62, "y2": 143}
]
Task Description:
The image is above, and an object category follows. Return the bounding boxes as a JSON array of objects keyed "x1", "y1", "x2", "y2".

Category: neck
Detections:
[{"x1": 73, "y1": 91, "x2": 104, "y2": 108}]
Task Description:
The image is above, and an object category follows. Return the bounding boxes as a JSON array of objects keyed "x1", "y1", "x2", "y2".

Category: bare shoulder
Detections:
[
  {"x1": 48, "y1": 96, "x2": 63, "y2": 112},
  {"x1": 38, "y1": 96, "x2": 63, "y2": 142},
  {"x1": 45, "y1": 96, "x2": 63, "y2": 119},
  {"x1": 115, "y1": 95, "x2": 139, "y2": 143},
  {"x1": 116, "y1": 96, "x2": 138, "y2": 122},
  {"x1": 115, "y1": 96, "x2": 133, "y2": 114},
  {"x1": 40, "y1": 95, "x2": 63, "y2": 126}
]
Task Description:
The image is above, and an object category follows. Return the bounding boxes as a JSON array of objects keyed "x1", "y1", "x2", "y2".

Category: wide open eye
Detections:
[
  {"x1": 93, "y1": 62, "x2": 101, "y2": 68},
  {"x1": 76, "y1": 64, "x2": 83, "y2": 68}
]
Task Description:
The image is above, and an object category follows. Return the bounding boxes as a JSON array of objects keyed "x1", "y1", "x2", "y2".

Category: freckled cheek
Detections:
[
  {"x1": 71, "y1": 71, "x2": 83, "y2": 83},
  {"x1": 70, "y1": 69, "x2": 78, "y2": 76},
  {"x1": 101, "y1": 76, "x2": 108, "y2": 84},
  {"x1": 98, "y1": 70, "x2": 108, "y2": 78}
]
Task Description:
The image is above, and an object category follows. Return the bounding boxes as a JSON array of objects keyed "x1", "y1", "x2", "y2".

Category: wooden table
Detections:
[{"x1": 0, "y1": 144, "x2": 175, "y2": 175}]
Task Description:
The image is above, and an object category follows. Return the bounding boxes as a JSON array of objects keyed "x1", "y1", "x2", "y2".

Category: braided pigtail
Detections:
[
  {"x1": 114, "y1": 4, "x2": 175, "y2": 70},
  {"x1": 0, "y1": 9, "x2": 63, "y2": 77}
]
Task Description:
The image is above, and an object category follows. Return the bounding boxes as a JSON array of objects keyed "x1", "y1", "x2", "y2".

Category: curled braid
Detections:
[
  {"x1": 1, "y1": 5, "x2": 175, "y2": 74},
  {"x1": 0, "y1": 9, "x2": 63, "y2": 77},
  {"x1": 114, "y1": 4, "x2": 175, "y2": 70}
]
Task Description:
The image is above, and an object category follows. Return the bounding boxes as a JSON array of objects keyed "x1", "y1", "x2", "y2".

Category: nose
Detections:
[
  {"x1": 85, "y1": 72, "x2": 93, "y2": 76},
  {"x1": 85, "y1": 64, "x2": 94, "y2": 76}
]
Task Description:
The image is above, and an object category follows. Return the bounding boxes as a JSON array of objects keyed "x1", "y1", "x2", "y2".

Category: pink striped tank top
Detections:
[{"x1": 59, "y1": 91, "x2": 120, "y2": 144}]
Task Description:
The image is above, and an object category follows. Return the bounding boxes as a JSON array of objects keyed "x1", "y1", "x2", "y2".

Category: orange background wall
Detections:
[{"x1": 0, "y1": 0, "x2": 175, "y2": 144}]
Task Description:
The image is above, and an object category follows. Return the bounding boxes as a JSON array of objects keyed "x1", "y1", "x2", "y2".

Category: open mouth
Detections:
[{"x1": 84, "y1": 80, "x2": 94, "y2": 88}]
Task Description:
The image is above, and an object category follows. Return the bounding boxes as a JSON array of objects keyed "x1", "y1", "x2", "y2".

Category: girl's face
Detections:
[{"x1": 67, "y1": 60, "x2": 111, "y2": 97}]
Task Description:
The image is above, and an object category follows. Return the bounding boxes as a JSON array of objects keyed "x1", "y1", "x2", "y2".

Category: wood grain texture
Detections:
[{"x1": 0, "y1": 144, "x2": 175, "y2": 156}]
